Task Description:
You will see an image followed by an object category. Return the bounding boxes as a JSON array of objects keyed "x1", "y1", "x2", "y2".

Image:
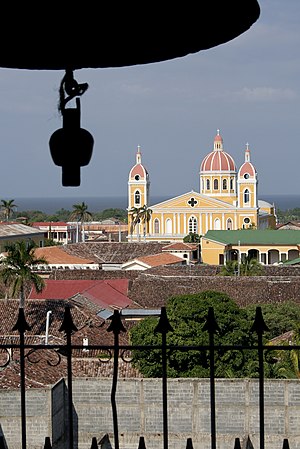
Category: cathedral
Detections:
[{"x1": 127, "y1": 130, "x2": 276, "y2": 242}]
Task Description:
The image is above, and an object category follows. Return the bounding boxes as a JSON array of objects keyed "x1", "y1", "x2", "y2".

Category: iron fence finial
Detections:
[
  {"x1": 12, "y1": 307, "x2": 31, "y2": 333},
  {"x1": 107, "y1": 309, "x2": 126, "y2": 335},
  {"x1": 138, "y1": 436, "x2": 147, "y2": 449},
  {"x1": 154, "y1": 307, "x2": 173, "y2": 334},
  {"x1": 202, "y1": 306, "x2": 220, "y2": 334},
  {"x1": 250, "y1": 306, "x2": 269, "y2": 335},
  {"x1": 59, "y1": 306, "x2": 78, "y2": 334}
]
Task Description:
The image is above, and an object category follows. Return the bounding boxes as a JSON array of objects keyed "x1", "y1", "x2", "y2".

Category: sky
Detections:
[{"x1": 0, "y1": 0, "x2": 299, "y2": 201}]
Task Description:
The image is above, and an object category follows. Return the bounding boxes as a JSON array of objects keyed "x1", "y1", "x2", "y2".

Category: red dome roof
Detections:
[{"x1": 200, "y1": 131, "x2": 236, "y2": 172}]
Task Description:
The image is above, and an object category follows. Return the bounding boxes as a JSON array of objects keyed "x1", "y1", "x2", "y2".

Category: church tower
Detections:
[
  {"x1": 237, "y1": 143, "x2": 258, "y2": 208},
  {"x1": 128, "y1": 145, "x2": 150, "y2": 210}
]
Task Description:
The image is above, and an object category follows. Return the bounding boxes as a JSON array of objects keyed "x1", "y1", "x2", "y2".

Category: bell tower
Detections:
[{"x1": 128, "y1": 145, "x2": 150, "y2": 210}]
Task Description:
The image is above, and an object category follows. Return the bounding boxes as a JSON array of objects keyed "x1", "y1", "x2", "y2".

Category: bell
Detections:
[{"x1": 49, "y1": 98, "x2": 94, "y2": 186}]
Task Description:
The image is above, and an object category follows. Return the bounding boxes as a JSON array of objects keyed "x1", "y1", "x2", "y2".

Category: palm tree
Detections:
[
  {"x1": 220, "y1": 256, "x2": 263, "y2": 276},
  {"x1": 1, "y1": 199, "x2": 17, "y2": 221},
  {"x1": 70, "y1": 201, "x2": 93, "y2": 242},
  {"x1": 0, "y1": 240, "x2": 48, "y2": 308},
  {"x1": 129, "y1": 206, "x2": 141, "y2": 242},
  {"x1": 138, "y1": 204, "x2": 153, "y2": 241}
]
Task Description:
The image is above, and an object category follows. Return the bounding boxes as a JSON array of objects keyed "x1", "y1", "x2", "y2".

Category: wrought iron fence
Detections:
[{"x1": 0, "y1": 305, "x2": 297, "y2": 449}]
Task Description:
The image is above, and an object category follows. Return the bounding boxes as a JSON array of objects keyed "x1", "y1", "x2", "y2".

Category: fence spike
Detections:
[
  {"x1": 138, "y1": 436, "x2": 147, "y2": 449},
  {"x1": 186, "y1": 437, "x2": 194, "y2": 449},
  {"x1": 43, "y1": 436, "x2": 52, "y2": 449},
  {"x1": 250, "y1": 306, "x2": 269, "y2": 335},
  {"x1": 91, "y1": 436, "x2": 98, "y2": 449},
  {"x1": 282, "y1": 438, "x2": 290, "y2": 449},
  {"x1": 107, "y1": 309, "x2": 126, "y2": 335},
  {"x1": 233, "y1": 437, "x2": 242, "y2": 449},
  {"x1": 245, "y1": 435, "x2": 255, "y2": 449},
  {"x1": 154, "y1": 307, "x2": 173, "y2": 334},
  {"x1": 0, "y1": 436, "x2": 6, "y2": 449},
  {"x1": 202, "y1": 306, "x2": 220, "y2": 334},
  {"x1": 11, "y1": 307, "x2": 31, "y2": 333},
  {"x1": 59, "y1": 305, "x2": 78, "y2": 334}
]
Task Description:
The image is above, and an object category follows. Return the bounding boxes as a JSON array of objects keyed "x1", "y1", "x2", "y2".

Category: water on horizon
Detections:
[{"x1": 11, "y1": 194, "x2": 300, "y2": 214}]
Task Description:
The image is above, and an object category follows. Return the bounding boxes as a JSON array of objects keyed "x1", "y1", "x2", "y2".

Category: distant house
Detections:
[
  {"x1": 62, "y1": 242, "x2": 167, "y2": 270},
  {"x1": 33, "y1": 246, "x2": 99, "y2": 271},
  {"x1": 122, "y1": 252, "x2": 185, "y2": 270},
  {"x1": 201, "y1": 230, "x2": 300, "y2": 265},
  {"x1": 28, "y1": 279, "x2": 133, "y2": 313},
  {"x1": 32, "y1": 222, "x2": 77, "y2": 244},
  {"x1": 277, "y1": 222, "x2": 300, "y2": 230},
  {"x1": 0, "y1": 223, "x2": 44, "y2": 251},
  {"x1": 162, "y1": 242, "x2": 200, "y2": 264}
]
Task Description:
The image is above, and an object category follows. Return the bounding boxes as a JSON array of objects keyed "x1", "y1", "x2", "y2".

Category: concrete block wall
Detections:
[
  {"x1": 0, "y1": 388, "x2": 52, "y2": 449},
  {"x1": 2, "y1": 378, "x2": 300, "y2": 449},
  {"x1": 70, "y1": 378, "x2": 300, "y2": 449}
]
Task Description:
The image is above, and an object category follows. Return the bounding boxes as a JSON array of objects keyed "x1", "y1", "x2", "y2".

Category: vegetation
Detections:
[
  {"x1": 183, "y1": 232, "x2": 200, "y2": 243},
  {"x1": 130, "y1": 291, "x2": 257, "y2": 378},
  {"x1": 129, "y1": 292, "x2": 300, "y2": 379},
  {"x1": 70, "y1": 202, "x2": 93, "y2": 242},
  {"x1": 220, "y1": 256, "x2": 264, "y2": 276},
  {"x1": 0, "y1": 240, "x2": 48, "y2": 307},
  {"x1": 1, "y1": 199, "x2": 17, "y2": 221},
  {"x1": 12, "y1": 207, "x2": 128, "y2": 225},
  {"x1": 129, "y1": 205, "x2": 152, "y2": 241},
  {"x1": 277, "y1": 207, "x2": 300, "y2": 224}
]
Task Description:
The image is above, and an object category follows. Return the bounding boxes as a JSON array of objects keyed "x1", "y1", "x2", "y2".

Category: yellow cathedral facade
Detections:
[{"x1": 127, "y1": 130, "x2": 276, "y2": 242}]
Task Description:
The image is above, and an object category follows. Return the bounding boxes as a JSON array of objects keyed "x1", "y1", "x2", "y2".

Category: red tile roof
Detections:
[
  {"x1": 34, "y1": 246, "x2": 95, "y2": 264},
  {"x1": 137, "y1": 253, "x2": 183, "y2": 268},
  {"x1": 28, "y1": 279, "x2": 132, "y2": 309}
]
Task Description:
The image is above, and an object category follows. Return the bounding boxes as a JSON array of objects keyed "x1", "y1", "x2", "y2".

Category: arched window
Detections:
[
  {"x1": 165, "y1": 218, "x2": 172, "y2": 234},
  {"x1": 222, "y1": 179, "x2": 227, "y2": 190},
  {"x1": 154, "y1": 218, "x2": 160, "y2": 234},
  {"x1": 230, "y1": 178, "x2": 233, "y2": 190},
  {"x1": 213, "y1": 179, "x2": 218, "y2": 190},
  {"x1": 134, "y1": 190, "x2": 141, "y2": 205},
  {"x1": 244, "y1": 189, "x2": 250, "y2": 204},
  {"x1": 188, "y1": 216, "x2": 198, "y2": 234},
  {"x1": 214, "y1": 218, "x2": 221, "y2": 230},
  {"x1": 227, "y1": 218, "x2": 233, "y2": 230},
  {"x1": 206, "y1": 179, "x2": 210, "y2": 190}
]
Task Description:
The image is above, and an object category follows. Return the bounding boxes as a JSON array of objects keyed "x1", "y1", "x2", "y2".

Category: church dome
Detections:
[{"x1": 200, "y1": 130, "x2": 236, "y2": 172}]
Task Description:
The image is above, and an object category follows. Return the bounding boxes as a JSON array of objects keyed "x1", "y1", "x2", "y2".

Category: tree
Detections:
[
  {"x1": 0, "y1": 240, "x2": 48, "y2": 308},
  {"x1": 183, "y1": 232, "x2": 200, "y2": 243},
  {"x1": 220, "y1": 256, "x2": 263, "y2": 276},
  {"x1": 129, "y1": 206, "x2": 141, "y2": 242},
  {"x1": 138, "y1": 205, "x2": 153, "y2": 241},
  {"x1": 1, "y1": 199, "x2": 17, "y2": 221},
  {"x1": 129, "y1": 291, "x2": 257, "y2": 378},
  {"x1": 70, "y1": 201, "x2": 93, "y2": 242}
]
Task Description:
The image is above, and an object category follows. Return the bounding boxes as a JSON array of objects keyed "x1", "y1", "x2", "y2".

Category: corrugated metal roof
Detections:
[
  {"x1": 0, "y1": 223, "x2": 44, "y2": 238},
  {"x1": 203, "y1": 230, "x2": 300, "y2": 245}
]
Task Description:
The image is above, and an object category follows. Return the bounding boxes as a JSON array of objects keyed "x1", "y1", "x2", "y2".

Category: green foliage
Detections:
[
  {"x1": 244, "y1": 301, "x2": 300, "y2": 340},
  {"x1": 220, "y1": 257, "x2": 263, "y2": 276},
  {"x1": 277, "y1": 207, "x2": 300, "y2": 224},
  {"x1": 130, "y1": 294, "x2": 300, "y2": 379},
  {"x1": 130, "y1": 291, "x2": 257, "y2": 378},
  {"x1": 183, "y1": 232, "x2": 200, "y2": 243},
  {"x1": 16, "y1": 208, "x2": 128, "y2": 224},
  {"x1": 0, "y1": 240, "x2": 48, "y2": 306},
  {"x1": 92, "y1": 208, "x2": 127, "y2": 222}
]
